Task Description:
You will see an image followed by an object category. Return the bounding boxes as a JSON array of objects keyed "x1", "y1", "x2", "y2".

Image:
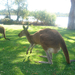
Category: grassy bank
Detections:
[{"x1": 0, "y1": 25, "x2": 75, "y2": 75}]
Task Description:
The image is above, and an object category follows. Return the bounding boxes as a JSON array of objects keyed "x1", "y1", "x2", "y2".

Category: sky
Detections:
[
  {"x1": 28, "y1": 0, "x2": 71, "y2": 13},
  {"x1": 0, "y1": 0, "x2": 71, "y2": 13}
]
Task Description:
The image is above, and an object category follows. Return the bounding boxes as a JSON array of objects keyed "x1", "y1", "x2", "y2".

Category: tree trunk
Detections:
[
  {"x1": 8, "y1": 7, "x2": 10, "y2": 19},
  {"x1": 17, "y1": 14, "x2": 20, "y2": 21},
  {"x1": 16, "y1": 8, "x2": 20, "y2": 21},
  {"x1": 68, "y1": 0, "x2": 75, "y2": 29},
  {"x1": 7, "y1": 0, "x2": 11, "y2": 19},
  {"x1": 16, "y1": 2, "x2": 20, "y2": 21}
]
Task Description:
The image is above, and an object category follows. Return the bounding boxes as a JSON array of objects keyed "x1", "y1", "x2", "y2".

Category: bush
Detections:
[
  {"x1": 31, "y1": 10, "x2": 56, "y2": 26},
  {"x1": 39, "y1": 11, "x2": 56, "y2": 25},
  {"x1": 5, "y1": 15, "x2": 10, "y2": 18},
  {"x1": 0, "y1": 18, "x2": 13, "y2": 24},
  {"x1": 44, "y1": 13, "x2": 56, "y2": 25}
]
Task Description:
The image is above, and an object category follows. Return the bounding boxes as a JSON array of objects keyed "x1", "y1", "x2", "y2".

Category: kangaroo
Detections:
[
  {"x1": 0, "y1": 26, "x2": 10, "y2": 40},
  {"x1": 18, "y1": 25, "x2": 75, "y2": 64}
]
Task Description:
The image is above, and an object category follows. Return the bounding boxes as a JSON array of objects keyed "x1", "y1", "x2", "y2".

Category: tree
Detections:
[
  {"x1": 0, "y1": 0, "x2": 13, "y2": 18},
  {"x1": 30, "y1": 10, "x2": 56, "y2": 25},
  {"x1": 68, "y1": 0, "x2": 75, "y2": 29},
  {"x1": 39, "y1": 10, "x2": 47, "y2": 23},
  {"x1": 33, "y1": 11, "x2": 40, "y2": 23},
  {"x1": 6, "y1": 0, "x2": 11, "y2": 19},
  {"x1": 20, "y1": 9, "x2": 29, "y2": 20},
  {"x1": 14, "y1": 0, "x2": 28, "y2": 21},
  {"x1": 43, "y1": 13, "x2": 56, "y2": 25}
]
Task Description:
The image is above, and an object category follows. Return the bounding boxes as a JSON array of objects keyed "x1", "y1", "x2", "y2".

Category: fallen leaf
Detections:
[
  {"x1": 17, "y1": 44, "x2": 19, "y2": 45},
  {"x1": 2, "y1": 48, "x2": 4, "y2": 50},
  {"x1": 26, "y1": 70, "x2": 28, "y2": 73},
  {"x1": 32, "y1": 73, "x2": 38, "y2": 75},
  {"x1": 24, "y1": 46, "x2": 26, "y2": 48}
]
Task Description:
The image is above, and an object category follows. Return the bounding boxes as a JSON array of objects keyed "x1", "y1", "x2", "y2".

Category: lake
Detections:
[
  {"x1": 55, "y1": 17, "x2": 68, "y2": 28},
  {"x1": 0, "y1": 15, "x2": 69, "y2": 28}
]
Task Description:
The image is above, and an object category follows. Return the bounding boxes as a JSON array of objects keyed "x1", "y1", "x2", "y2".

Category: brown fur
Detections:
[
  {"x1": 0, "y1": 26, "x2": 10, "y2": 40},
  {"x1": 18, "y1": 26, "x2": 75, "y2": 64}
]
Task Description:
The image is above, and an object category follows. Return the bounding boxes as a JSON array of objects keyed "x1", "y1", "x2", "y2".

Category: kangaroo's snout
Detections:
[{"x1": 18, "y1": 30, "x2": 26, "y2": 37}]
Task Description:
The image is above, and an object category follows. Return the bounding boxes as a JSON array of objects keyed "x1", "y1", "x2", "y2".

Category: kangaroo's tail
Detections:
[
  {"x1": 60, "y1": 37, "x2": 70, "y2": 64},
  {"x1": 4, "y1": 33, "x2": 10, "y2": 40}
]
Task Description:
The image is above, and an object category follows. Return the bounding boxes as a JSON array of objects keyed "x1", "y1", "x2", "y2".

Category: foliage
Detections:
[
  {"x1": 0, "y1": 18, "x2": 30, "y2": 25},
  {"x1": 0, "y1": 25, "x2": 75, "y2": 75},
  {"x1": 0, "y1": 10, "x2": 69, "y2": 17},
  {"x1": 4, "y1": 0, "x2": 14, "y2": 19},
  {"x1": 5, "y1": 15, "x2": 10, "y2": 18},
  {"x1": 20, "y1": 9, "x2": 29, "y2": 20},
  {"x1": 0, "y1": 18, "x2": 13, "y2": 24},
  {"x1": 14, "y1": 0, "x2": 28, "y2": 21},
  {"x1": 0, "y1": 10, "x2": 15, "y2": 15},
  {"x1": 0, "y1": 0, "x2": 28, "y2": 21},
  {"x1": 40, "y1": 11, "x2": 56, "y2": 25},
  {"x1": 32, "y1": 11, "x2": 40, "y2": 22},
  {"x1": 30, "y1": 10, "x2": 56, "y2": 25}
]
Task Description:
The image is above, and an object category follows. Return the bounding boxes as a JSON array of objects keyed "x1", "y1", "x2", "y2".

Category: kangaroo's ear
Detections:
[
  {"x1": 23, "y1": 25, "x2": 28, "y2": 30},
  {"x1": 23, "y1": 25, "x2": 26, "y2": 30},
  {"x1": 26, "y1": 25, "x2": 28, "y2": 30}
]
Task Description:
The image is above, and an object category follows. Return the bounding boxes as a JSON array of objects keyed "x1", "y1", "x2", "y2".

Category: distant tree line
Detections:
[
  {"x1": 0, "y1": 10, "x2": 15, "y2": 15},
  {"x1": 0, "y1": 10, "x2": 69, "y2": 17},
  {"x1": 55, "y1": 12, "x2": 69, "y2": 17},
  {"x1": 0, "y1": 10, "x2": 56, "y2": 26}
]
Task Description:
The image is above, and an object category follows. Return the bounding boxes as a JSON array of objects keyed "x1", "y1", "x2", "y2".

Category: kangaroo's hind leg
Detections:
[
  {"x1": 39, "y1": 52, "x2": 52, "y2": 59},
  {"x1": 38, "y1": 50, "x2": 53, "y2": 64},
  {"x1": 45, "y1": 50, "x2": 53, "y2": 64}
]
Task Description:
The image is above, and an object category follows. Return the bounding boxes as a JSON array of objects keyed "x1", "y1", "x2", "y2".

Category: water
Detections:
[
  {"x1": 55, "y1": 17, "x2": 68, "y2": 28},
  {"x1": 0, "y1": 15, "x2": 68, "y2": 28},
  {"x1": 0, "y1": 15, "x2": 18, "y2": 21}
]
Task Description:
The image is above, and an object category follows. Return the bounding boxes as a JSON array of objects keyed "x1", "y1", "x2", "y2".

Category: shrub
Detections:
[
  {"x1": 5, "y1": 15, "x2": 10, "y2": 18},
  {"x1": 0, "y1": 18, "x2": 13, "y2": 24},
  {"x1": 44, "y1": 13, "x2": 56, "y2": 25},
  {"x1": 30, "y1": 10, "x2": 56, "y2": 26}
]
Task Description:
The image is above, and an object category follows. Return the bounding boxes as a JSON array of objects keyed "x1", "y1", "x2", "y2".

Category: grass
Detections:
[{"x1": 0, "y1": 25, "x2": 75, "y2": 75}]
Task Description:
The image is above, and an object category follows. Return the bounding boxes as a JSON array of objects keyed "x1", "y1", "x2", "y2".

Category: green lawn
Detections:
[{"x1": 0, "y1": 25, "x2": 75, "y2": 75}]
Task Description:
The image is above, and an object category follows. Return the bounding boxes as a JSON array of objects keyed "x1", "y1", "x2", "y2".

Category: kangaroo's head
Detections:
[{"x1": 18, "y1": 25, "x2": 28, "y2": 37}]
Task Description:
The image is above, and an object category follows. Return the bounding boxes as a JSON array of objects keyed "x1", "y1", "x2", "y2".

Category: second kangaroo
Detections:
[{"x1": 0, "y1": 26, "x2": 10, "y2": 40}]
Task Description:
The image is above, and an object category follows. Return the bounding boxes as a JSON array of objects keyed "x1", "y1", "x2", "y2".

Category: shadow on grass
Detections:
[{"x1": 0, "y1": 26, "x2": 75, "y2": 75}]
